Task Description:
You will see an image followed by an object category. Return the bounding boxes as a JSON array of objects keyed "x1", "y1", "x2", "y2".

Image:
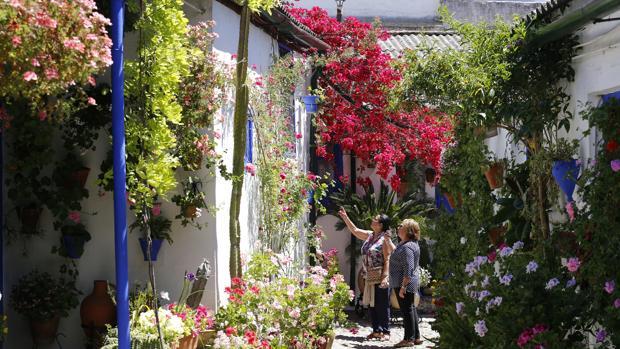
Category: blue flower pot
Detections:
[
  {"x1": 302, "y1": 95, "x2": 319, "y2": 113},
  {"x1": 552, "y1": 159, "x2": 580, "y2": 202},
  {"x1": 62, "y1": 235, "x2": 85, "y2": 259},
  {"x1": 139, "y1": 238, "x2": 163, "y2": 261}
]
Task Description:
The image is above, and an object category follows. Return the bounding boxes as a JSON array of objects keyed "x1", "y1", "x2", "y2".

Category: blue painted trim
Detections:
[
  {"x1": 334, "y1": 144, "x2": 343, "y2": 190},
  {"x1": 0, "y1": 121, "x2": 4, "y2": 349},
  {"x1": 602, "y1": 91, "x2": 620, "y2": 104},
  {"x1": 111, "y1": 1, "x2": 130, "y2": 348},
  {"x1": 245, "y1": 118, "x2": 253, "y2": 163}
]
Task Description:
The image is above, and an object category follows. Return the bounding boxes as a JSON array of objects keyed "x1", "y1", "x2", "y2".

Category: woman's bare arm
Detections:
[{"x1": 338, "y1": 207, "x2": 372, "y2": 241}]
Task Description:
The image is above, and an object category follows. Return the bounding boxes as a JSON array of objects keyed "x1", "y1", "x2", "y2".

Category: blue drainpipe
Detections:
[
  {"x1": 1, "y1": 127, "x2": 4, "y2": 349},
  {"x1": 111, "y1": 1, "x2": 130, "y2": 348}
]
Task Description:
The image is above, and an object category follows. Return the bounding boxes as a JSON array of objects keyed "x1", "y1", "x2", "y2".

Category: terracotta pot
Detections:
[
  {"x1": 66, "y1": 167, "x2": 91, "y2": 188},
  {"x1": 173, "y1": 335, "x2": 199, "y2": 349},
  {"x1": 81, "y1": 280, "x2": 117, "y2": 338},
  {"x1": 488, "y1": 226, "x2": 507, "y2": 246},
  {"x1": 183, "y1": 205, "x2": 198, "y2": 219},
  {"x1": 18, "y1": 206, "x2": 42, "y2": 235},
  {"x1": 30, "y1": 316, "x2": 60, "y2": 345},
  {"x1": 424, "y1": 168, "x2": 437, "y2": 184},
  {"x1": 484, "y1": 162, "x2": 504, "y2": 189},
  {"x1": 198, "y1": 330, "x2": 217, "y2": 348}
]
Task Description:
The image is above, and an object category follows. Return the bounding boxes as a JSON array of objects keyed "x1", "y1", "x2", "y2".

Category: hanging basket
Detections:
[
  {"x1": 18, "y1": 205, "x2": 43, "y2": 235},
  {"x1": 138, "y1": 238, "x2": 164, "y2": 261},
  {"x1": 484, "y1": 162, "x2": 504, "y2": 189},
  {"x1": 302, "y1": 95, "x2": 319, "y2": 113},
  {"x1": 183, "y1": 205, "x2": 198, "y2": 219},
  {"x1": 552, "y1": 159, "x2": 580, "y2": 202},
  {"x1": 65, "y1": 167, "x2": 91, "y2": 189}
]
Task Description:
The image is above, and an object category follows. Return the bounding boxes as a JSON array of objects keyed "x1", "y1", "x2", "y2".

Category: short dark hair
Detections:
[{"x1": 376, "y1": 214, "x2": 391, "y2": 231}]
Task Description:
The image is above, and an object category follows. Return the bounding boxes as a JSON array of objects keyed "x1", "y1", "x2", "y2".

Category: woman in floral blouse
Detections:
[
  {"x1": 390, "y1": 219, "x2": 423, "y2": 347},
  {"x1": 339, "y1": 207, "x2": 392, "y2": 341}
]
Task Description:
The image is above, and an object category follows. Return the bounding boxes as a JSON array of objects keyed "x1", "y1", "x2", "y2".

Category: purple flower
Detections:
[
  {"x1": 481, "y1": 275, "x2": 490, "y2": 288},
  {"x1": 604, "y1": 280, "x2": 615, "y2": 294},
  {"x1": 613, "y1": 299, "x2": 620, "y2": 308},
  {"x1": 566, "y1": 278, "x2": 576, "y2": 288},
  {"x1": 526, "y1": 260, "x2": 538, "y2": 274},
  {"x1": 485, "y1": 296, "x2": 503, "y2": 313},
  {"x1": 186, "y1": 272, "x2": 196, "y2": 281},
  {"x1": 512, "y1": 241, "x2": 524, "y2": 250},
  {"x1": 566, "y1": 257, "x2": 580, "y2": 272},
  {"x1": 545, "y1": 278, "x2": 560, "y2": 290},
  {"x1": 499, "y1": 274, "x2": 513, "y2": 286},
  {"x1": 478, "y1": 290, "x2": 491, "y2": 301},
  {"x1": 499, "y1": 246, "x2": 513, "y2": 257},
  {"x1": 611, "y1": 159, "x2": 620, "y2": 172},
  {"x1": 474, "y1": 320, "x2": 488, "y2": 337},
  {"x1": 596, "y1": 329, "x2": 607, "y2": 343},
  {"x1": 456, "y1": 302, "x2": 464, "y2": 315}
]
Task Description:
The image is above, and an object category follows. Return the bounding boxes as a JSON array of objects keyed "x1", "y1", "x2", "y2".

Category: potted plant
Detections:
[
  {"x1": 482, "y1": 158, "x2": 505, "y2": 190},
  {"x1": 302, "y1": 95, "x2": 320, "y2": 113},
  {"x1": 10, "y1": 271, "x2": 79, "y2": 345},
  {"x1": 172, "y1": 177, "x2": 208, "y2": 228},
  {"x1": 131, "y1": 212, "x2": 173, "y2": 261},
  {"x1": 57, "y1": 222, "x2": 92, "y2": 259},
  {"x1": 17, "y1": 204, "x2": 43, "y2": 236},
  {"x1": 549, "y1": 139, "x2": 580, "y2": 202}
]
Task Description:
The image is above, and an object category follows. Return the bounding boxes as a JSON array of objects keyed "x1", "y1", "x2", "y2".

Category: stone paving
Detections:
[{"x1": 333, "y1": 310, "x2": 439, "y2": 349}]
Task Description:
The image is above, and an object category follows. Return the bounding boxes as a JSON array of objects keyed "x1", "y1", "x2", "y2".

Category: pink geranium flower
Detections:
[
  {"x1": 611, "y1": 159, "x2": 620, "y2": 172},
  {"x1": 23, "y1": 71, "x2": 38, "y2": 81},
  {"x1": 244, "y1": 163, "x2": 256, "y2": 176},
  {"x1": 566, "y1": 257, "x2": 580, "y2": 272},
  {"x1": 604, "y1": 280, "x2": 615, "y2": 294},
  {"x1": 68, "y1": 211, "x2": 81, "y2": 224}
]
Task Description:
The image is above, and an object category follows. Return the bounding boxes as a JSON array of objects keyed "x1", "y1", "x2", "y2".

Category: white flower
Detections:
[
  {"x1": 460, "y1": 237, "x2": 467, "y2": 244},
  {"x1": 160, "y1": 291, "x2": 170, "y2": 301}
]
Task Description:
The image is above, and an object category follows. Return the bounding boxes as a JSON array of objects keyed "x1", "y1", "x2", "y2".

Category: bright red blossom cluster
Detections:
[{"x1": 289, "y1": 7, "x2": 453, "y2": 189}]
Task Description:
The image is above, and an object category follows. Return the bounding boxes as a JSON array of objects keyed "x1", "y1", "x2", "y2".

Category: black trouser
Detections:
[
  {"x1": 396, "y1": 290, "x2": 419, "y2": 341},
  {"x1": 370, "y1": 285, "x2": 390, "y2": 334}
]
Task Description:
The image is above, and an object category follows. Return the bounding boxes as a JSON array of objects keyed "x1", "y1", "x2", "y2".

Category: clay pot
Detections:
[
  {"x1": 67, "y1": 167, "x2": 91, "y2": 188},
  {"x1": 173, "y1": 335, "x2": 199, "y2": 349},
  {"x1": 488, "y1": 226, "x2": 507, "y2": 246},
  {"x1": 183, "y1": 205, "x2": 198, "y2": 218},
  {"x1": 30, "y1": 316, "x2": 60, "y2": 345},
  {"x1": 425, "y1": 168, "x2": 437, "y2": 184},
  {"x1": 18, "y1": 205, "x2": 42, "y2": 235},
  {"x1": 80, "y1": 280, "x2": 117, "y2": 338},
  {"x1": 484, "y1": 162, "x2": 504, "y2": 189},
  {"x1": 198, "y1": 330, "x2": 217, "y2": 348}
]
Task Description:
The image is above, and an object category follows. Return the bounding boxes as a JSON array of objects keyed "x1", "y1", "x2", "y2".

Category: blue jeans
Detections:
[{"x1": 370, "y1": 285, "x2": 390, "y2": 334}]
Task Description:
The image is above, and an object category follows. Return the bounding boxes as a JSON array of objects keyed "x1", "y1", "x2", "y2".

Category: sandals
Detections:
[
  {"x1": 366, "y1": 332, "x2": 383, "y2": 340},
  {"x1": 413, "y1": 338, "x2": 423, "y2": 345},
  {"x1": 394, "y1": 340, "x2": 414, "y2": 348}
]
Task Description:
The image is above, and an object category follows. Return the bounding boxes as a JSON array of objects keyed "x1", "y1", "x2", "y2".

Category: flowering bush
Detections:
[
  {"x1": 214, "y1": 251, "x2": 352, "y2": 348},
  {"x1": 10, "y1": 271, "x2": 79, "y2": 320},
  {"x1": 443, "y1": 241, "x2": 594, "y2": 348},
  {"x1": 0, "y1": 0, "x2": 112, "y2": 114},
  {"x1": 135, "y1": 308, "x2": 186, "y2": 344},
  {"x1": 289, "y1": 6, "x2": 452, "y2": 188},
  {"x1": 419, "y1": 267, "x2": 432, "y2": 288}
]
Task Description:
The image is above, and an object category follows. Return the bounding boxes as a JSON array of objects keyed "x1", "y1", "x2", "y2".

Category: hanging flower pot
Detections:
[
  {"x1": 29, "y1": 316, "x2": 60, "y2": 345},
  {"x1": 552, "y1": 159, "x2": 580, "y2": 202},
  {"x1": 302, "y1": 95, "x2": 319, "y2": 113},
  {"x1": 65, "y1": 167, "x2": 91, "y2": 188},
  {"x1": 139, "y1": 238, "x2": 164, "y2": 261},
  {"x1": 488, "y1": 226, "x2": 507, "y2": 246},
  {"x1": 80, "y1": 280, "x2": 117, "y2": 338},
  {"x1": 484, "y1": 162, "x2": 504, "y2": 189},
  {"x1": 18, "y1": 205, "x2": 43, "y2": 235},
  {"x1": 61, "y1": 235, "x2": 86, "y2": 259},
  {"x1": 174, "y1": 335, "x2": 199, "y2": 349},
  {"x1": 183, "y1": 205, "x2": 198, "y2": 219}
]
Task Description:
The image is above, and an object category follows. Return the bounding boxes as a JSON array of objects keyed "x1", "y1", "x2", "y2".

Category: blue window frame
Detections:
[{"x1": 245, "y1": 112, "x2": 253, "y2": 164}]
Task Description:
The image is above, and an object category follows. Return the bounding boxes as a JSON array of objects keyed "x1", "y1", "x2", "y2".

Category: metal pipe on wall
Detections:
[{"x1": 111, "y1": 0, "x2": 130, "y2": 348}]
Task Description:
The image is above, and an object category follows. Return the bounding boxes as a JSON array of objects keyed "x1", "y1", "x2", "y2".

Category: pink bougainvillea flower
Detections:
[
  {"x1": 244, "y1": 163, "x2": 256, "y2": 176},
  {"x1": 604, "y1": 280, "x2": 615, "y2": 294},
  {"x1": 68, "y1": 211, "x2": 81, "y2": 224},
  {"x1": 38, "y1": 110, "x2": 47, "y2": 121},
  {"x1": 566, "y1": 257, "x2": 580, "y2": 272},
  {"x1": 87, "y1": 97, "x2": 97, "y2": 105},
  {"x1": 611, "y1": 159, "x2": 620, "y2": 172},
  {"x1": 63, "y1": 37, "x2": 85, "y2": 52},
  {"x1": 23, "y1": 71, "x2": 38, "y2": 81},
  {"x1": 307, "y1": 172, "x2": 317, "y2": 181},
  {"x1": 565, "y1": 201, "x2": 575, "y2": 222},
  {"x1": 279, "y1": 172, "x2": 286, "y2": 180}
]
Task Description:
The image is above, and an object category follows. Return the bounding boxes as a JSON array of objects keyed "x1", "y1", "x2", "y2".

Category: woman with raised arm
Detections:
[
  {"x1": 338, "y1": 207, "x2": 393, "y2": 341},
  {"x1": 390, "y1": 219, "x2": 423, "y2": 347}
]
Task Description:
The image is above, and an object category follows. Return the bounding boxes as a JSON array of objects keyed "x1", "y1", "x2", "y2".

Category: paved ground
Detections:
[{"x1": 333, "y1": 310, "x2": 439, "y2": 348}]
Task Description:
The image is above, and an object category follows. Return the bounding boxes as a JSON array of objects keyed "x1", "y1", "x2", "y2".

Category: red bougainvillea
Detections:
[{"x1": 289, "y1": 6, "x2": 453, "y2": 189}]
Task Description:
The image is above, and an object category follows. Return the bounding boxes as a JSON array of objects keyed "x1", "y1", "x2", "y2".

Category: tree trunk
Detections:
[{"x1": 228, "y1": 3, "x2": 251, "y2": 278}]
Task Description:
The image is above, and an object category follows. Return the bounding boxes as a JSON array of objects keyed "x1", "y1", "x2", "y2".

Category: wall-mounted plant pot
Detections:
[
  {"x1": 18, "y1": 205, "x2": 43, "y2": 235},
  {"x1": 444, "y1": 193, "x2": 456, "y2": 209},
  {"x1": 62, "y1": 235, "x2": 87, "y2": 259},
  {"x1": 302, "y1": 95, "x2": 319, "y2": 113},
  {"x1": 488, "y1": 226, "x2": 507, "y2": 246},
  {"x1": 139, "y1": 238, "x2": 163, "y2": 261},
  {"x1": 175, "y1": 335, "x2": 199, "y2": 349},
  {"x1": 29, "y1": 316, "x2": 60, "y2": 345},
  {"x1": 484, "y1": 162, "x2": 504, "y2": 189},
  {"x1": 183, "y1": 205, "x2": 198, "y2": 219},
  {"x1": 81, "y1": 280, "x2": 116, "y2": 338},
  {"x1": 552, "y1": 159, "x2": 580, "y2": 202},
  {"x1": 69, "y1": 167, "x2": 91, "y2": 188}
]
